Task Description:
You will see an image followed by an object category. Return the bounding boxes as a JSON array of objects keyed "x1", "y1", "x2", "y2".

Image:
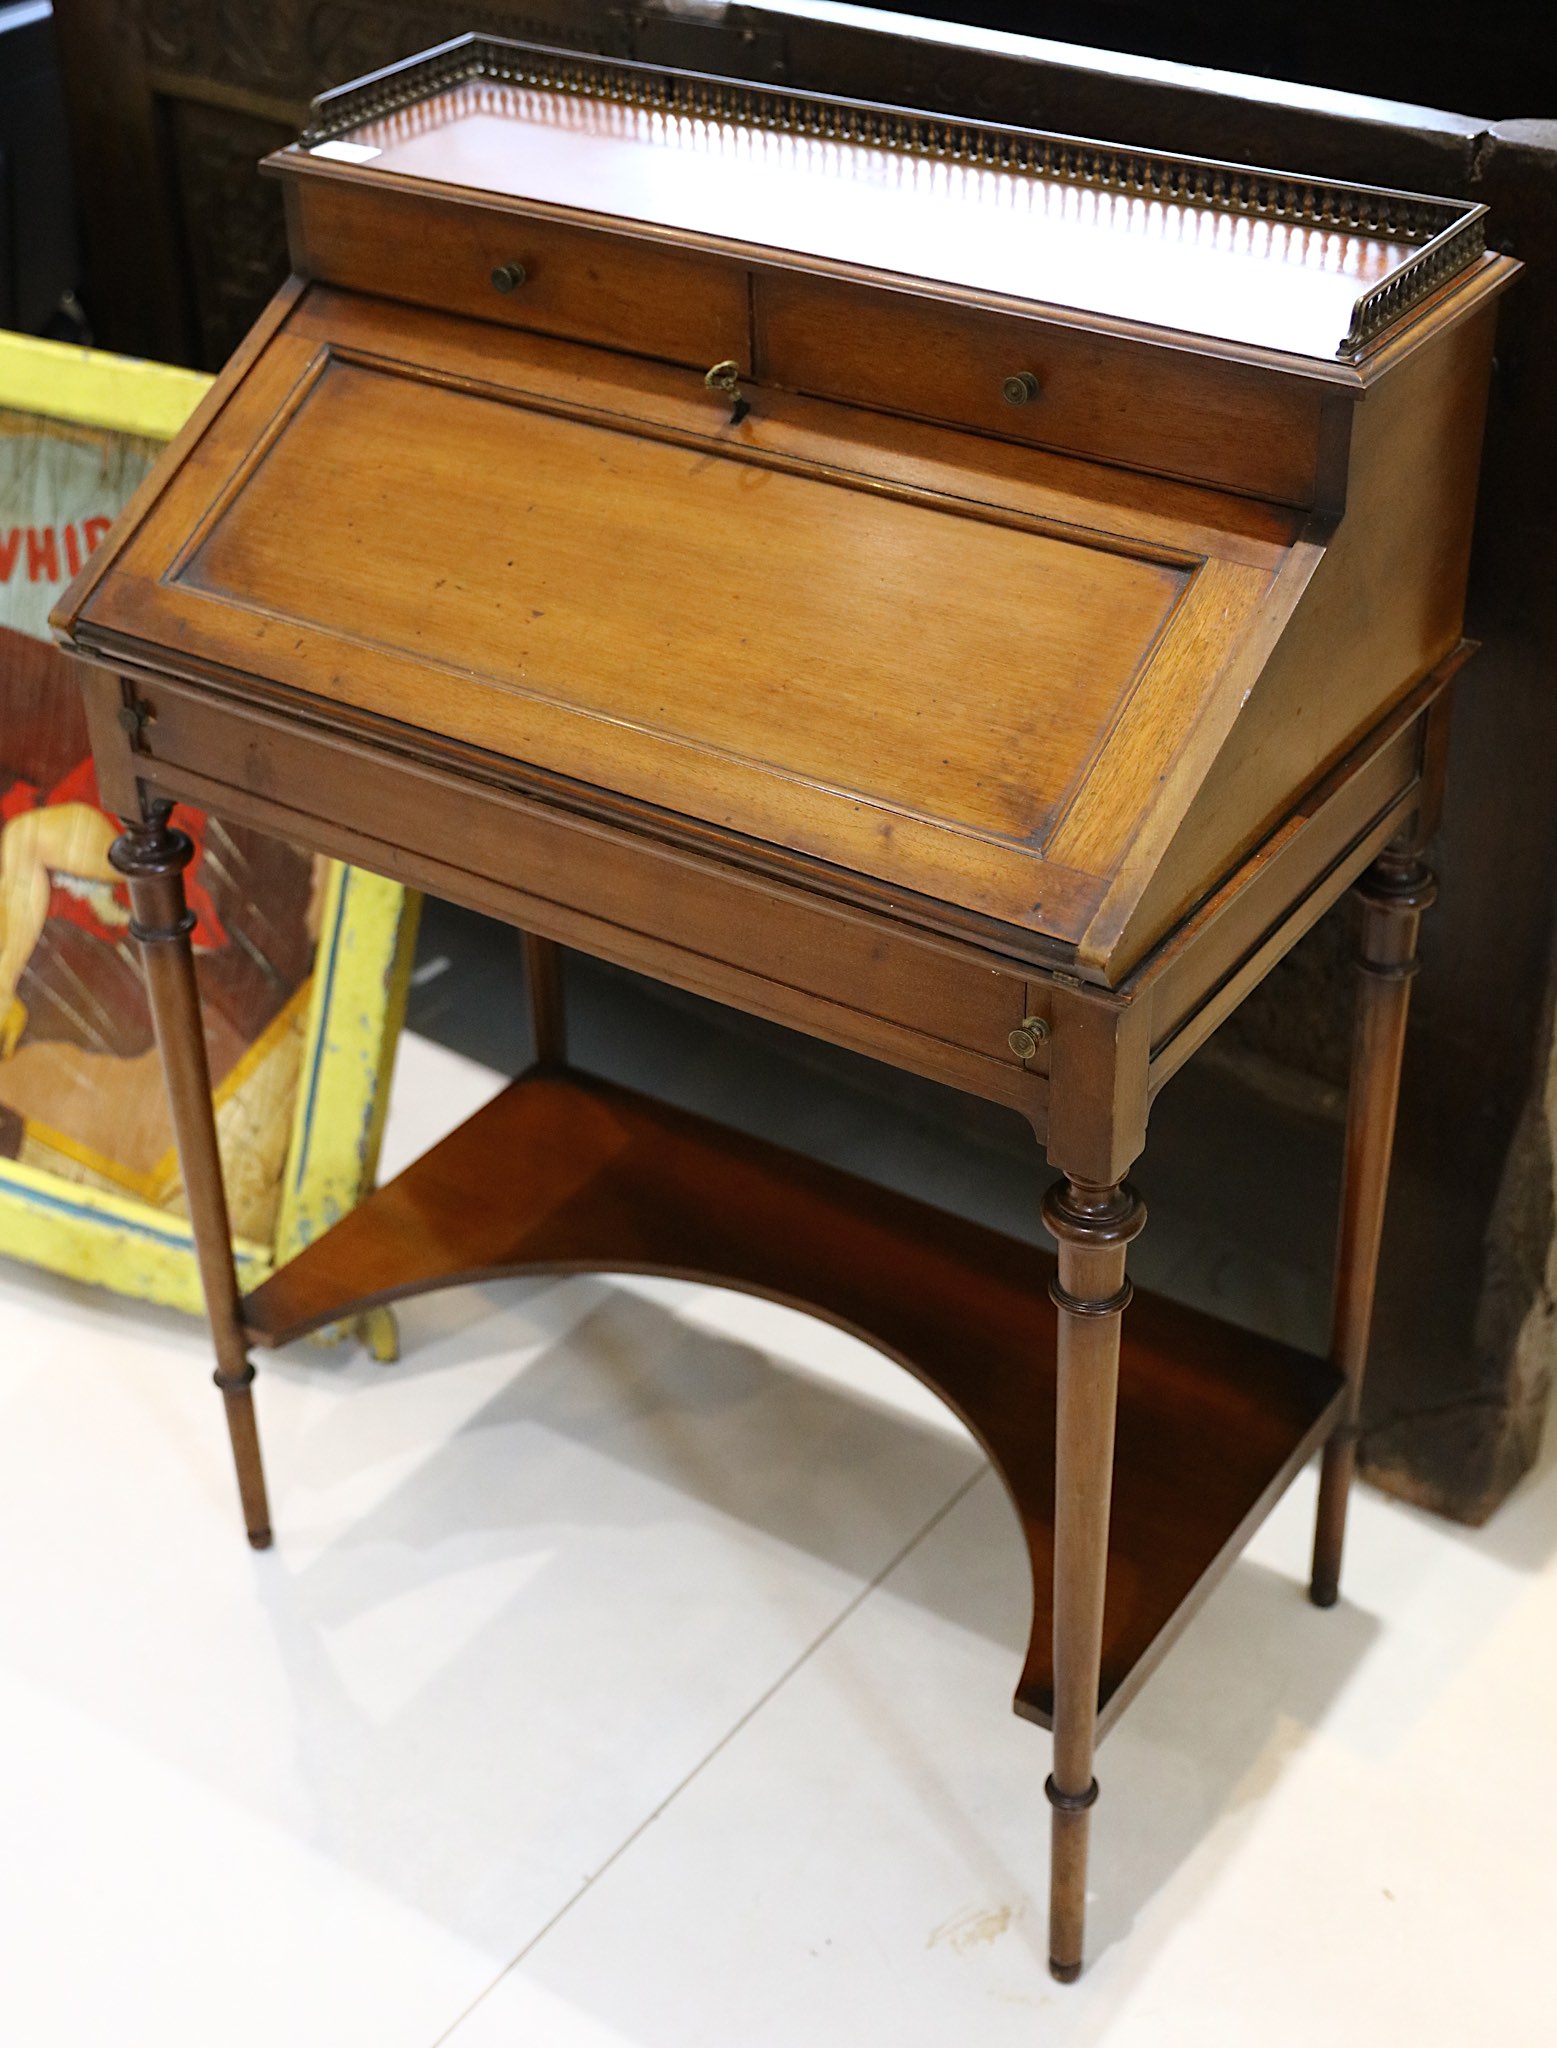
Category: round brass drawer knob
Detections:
[
  {"x1": 1001, "y1": 371, "x2": 1040, "y2": 406},
  {"x1": 1007, "y1": 1015, "x2": 1050, "y2": 1061},
  {"x1": 490, "y1": 262, "x2": 528, "y2": 293}
]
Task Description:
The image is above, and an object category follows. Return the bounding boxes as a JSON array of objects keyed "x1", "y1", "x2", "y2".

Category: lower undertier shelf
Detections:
[{"x1": 243, "y1": 1066, "x2": 1343, "y2": 1736}]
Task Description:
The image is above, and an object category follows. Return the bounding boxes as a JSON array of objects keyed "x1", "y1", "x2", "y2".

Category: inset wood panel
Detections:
[{"x1": 162, "y1": 349, "x2": 1188, "y2": 923}]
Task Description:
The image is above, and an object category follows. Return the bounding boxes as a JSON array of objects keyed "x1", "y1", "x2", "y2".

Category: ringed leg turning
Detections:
[
  {"x1": 112, "y1": 800, "x2": 272, "y2": 1546},
  {"x1": 1042, "y1": 1174, "x2": 1146, "y2": 1982}
]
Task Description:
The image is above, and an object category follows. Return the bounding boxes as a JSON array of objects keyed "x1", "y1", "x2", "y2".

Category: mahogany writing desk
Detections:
[{"x1": 51, "y1": 36, "x2": 1516, "y2": 1981}]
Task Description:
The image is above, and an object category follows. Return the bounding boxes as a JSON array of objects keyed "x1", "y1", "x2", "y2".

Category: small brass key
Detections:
[{"x1": 704, "y1": 359, "x2": 751, "y2": 425}]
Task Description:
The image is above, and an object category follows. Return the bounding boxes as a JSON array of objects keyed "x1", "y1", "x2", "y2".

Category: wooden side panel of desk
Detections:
[{"x1": 1095, "y1": 293, "x2": 1502, "y2": 974}]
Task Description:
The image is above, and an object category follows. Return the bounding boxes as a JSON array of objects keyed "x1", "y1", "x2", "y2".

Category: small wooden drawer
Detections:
[
  {"x1": 288, "y1": 175, "x2": 750, "y2": 371},
  {"x1": 754, "y1": 269, "x2": 1335, "y2": 509}
]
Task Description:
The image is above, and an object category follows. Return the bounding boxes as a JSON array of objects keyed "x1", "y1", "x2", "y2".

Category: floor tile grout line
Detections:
[{"x1": 428, "y1": 1461, "x2": 992, "y2": 2047}]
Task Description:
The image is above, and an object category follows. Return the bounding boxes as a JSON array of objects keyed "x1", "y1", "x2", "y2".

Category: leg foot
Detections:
[
  {"x1": 215, "y1": 1365, "x2": 272, "y2": 1547},
  {"x1": 1309, "y1": 1423, "x2": 1359, "y2": 1607},
  {"x1": 1046, "y1": 1772, "x2": 1099, "y2": 1981}
]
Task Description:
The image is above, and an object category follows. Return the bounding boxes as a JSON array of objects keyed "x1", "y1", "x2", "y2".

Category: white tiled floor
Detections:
[{"x1": 2, "y1": 1032, "x2": 1555, "y2": 2045}]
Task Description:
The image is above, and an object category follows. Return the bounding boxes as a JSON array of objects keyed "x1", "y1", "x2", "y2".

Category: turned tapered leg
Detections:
[
  {"x1": 112, "y1": 800, "x2": 272, "y2": 1548},
  {"x1": 523, "y1": 931, "x2": 567, "y2": 1066},
  {"x1": 1041, "y1": 1175, "x2": 1147, "y2": 1983},
  {"x1": 1309, "y1": 846, "x2": 1436, "y2": 1608}
]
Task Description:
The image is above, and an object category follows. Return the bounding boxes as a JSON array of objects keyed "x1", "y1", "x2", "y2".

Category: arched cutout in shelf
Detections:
[{"x1": 243, "y1": 1068, "x2": 1342, "y2": 1733}]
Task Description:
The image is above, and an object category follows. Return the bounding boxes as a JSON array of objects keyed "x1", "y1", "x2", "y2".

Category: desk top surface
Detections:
[{"x1": 296, "y1": 34, "x2": 1486, "y2": 363}]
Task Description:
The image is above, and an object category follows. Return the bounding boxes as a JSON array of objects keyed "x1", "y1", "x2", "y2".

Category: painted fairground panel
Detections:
[{"x1": 0, "y1": 335, "x2": 417, "y2": 1314}]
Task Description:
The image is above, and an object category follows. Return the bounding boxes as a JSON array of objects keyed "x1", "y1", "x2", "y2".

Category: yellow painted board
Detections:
[
  {"x1": 0, "y1": 332, "x2": 212, "y2": 438},
  {"x1": 274, "y1": 865, "x2": 421, "y2": 1261},
  {"x1": 0, "y1": 333, "x2": 418, "y2": 1321},
  {"x1": 0, "y1": 1158, "x2": 272, "y2": 1314}
]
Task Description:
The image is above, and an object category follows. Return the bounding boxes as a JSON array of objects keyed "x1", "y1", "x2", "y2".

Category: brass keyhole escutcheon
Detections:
[
  {"x1": 1002, "y1": 370, "x2": 1041, "y2": 406},
  {"x1": 490, "y1": 261, "x2": 528, "y2": 293},
  {"x1": 705, "y1": 359, "x2": 751, "y2": 424},
  {"x1": 1007, "y1": 1015, "x2": 1050, "y2": 1062}
]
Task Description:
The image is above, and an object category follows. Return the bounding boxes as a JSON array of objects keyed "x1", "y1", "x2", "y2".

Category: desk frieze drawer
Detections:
[
  {"x1": 286, "y1": 176, "x2": 750, "y2": 371},
  {"x1": 754, "y1": 269, "x2": 1338, "y2": 510},
  {"x1": 101, "y1": 672, "x2": 1049, "y2": 1109}
]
